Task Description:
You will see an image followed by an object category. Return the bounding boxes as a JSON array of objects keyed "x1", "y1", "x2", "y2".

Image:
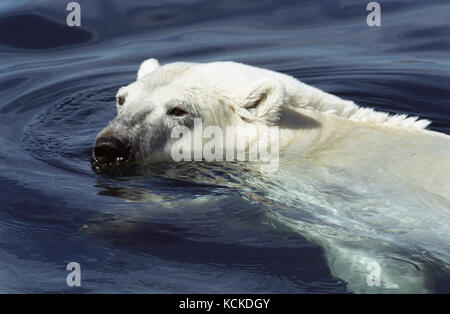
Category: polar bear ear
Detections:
[
  {"x1": 239, "y1": 79, "x2": 285, "y2": 125},
  {"x1": 137, "y1": 58, "x2": 160, "y2": 79}
]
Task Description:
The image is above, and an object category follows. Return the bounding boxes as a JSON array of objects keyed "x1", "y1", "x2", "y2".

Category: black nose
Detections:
[{"x1": 93, "y1": 136, "x2": 130, "y2": 166}]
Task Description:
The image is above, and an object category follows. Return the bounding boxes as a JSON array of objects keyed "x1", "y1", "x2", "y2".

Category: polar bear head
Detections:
[{"x1": 92, "y1": 58, "x2": 286, "y2": 170}]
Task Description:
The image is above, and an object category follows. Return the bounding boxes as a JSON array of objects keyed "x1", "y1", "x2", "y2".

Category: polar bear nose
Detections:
[{"x1": 93, "y1": 136, "x2": 130, "y2": 166}]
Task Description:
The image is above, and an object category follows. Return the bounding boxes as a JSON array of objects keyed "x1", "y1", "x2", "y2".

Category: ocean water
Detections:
[{"x1": 0, "y1": 0, "x2": 449, "y2": 293}]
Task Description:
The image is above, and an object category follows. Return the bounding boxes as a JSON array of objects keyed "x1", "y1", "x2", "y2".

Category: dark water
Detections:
[{"x1": 0, "y1": 0, "x2": 449, "y2": 293}]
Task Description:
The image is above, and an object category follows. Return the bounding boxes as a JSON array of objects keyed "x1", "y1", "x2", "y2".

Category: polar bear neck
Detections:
[
  {"x1": 210, "y1": 61, "x2": 432, "y2": 130},
  {"x1": 265, "y1": 68, "x2": 432, "y2": 130}
]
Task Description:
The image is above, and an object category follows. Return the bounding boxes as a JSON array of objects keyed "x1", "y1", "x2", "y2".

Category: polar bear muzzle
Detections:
[{"x1": 93, "y1": 135, "x2": 131, "y2": 168}]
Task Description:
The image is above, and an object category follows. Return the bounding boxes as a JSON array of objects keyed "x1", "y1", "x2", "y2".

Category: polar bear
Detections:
[
  {"x1": 93, "y1": 58, "x2": 449, "y2": 198},
  {"x1": 93, "y1": 58, "x2": 450, "y2": 293}
]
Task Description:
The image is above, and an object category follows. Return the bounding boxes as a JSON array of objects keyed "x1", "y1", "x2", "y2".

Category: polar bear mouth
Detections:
[{"x1": 92, "y1": 136, "x2": 132, "y2": 171}]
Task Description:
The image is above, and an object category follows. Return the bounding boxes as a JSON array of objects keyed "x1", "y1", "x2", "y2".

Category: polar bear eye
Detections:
[
  {"x1": 167, "y1": 107, "x2": 188, "y2": 117},
  {"x1": 117, "y1": 96, "x2": 125, "y2": 106}
]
